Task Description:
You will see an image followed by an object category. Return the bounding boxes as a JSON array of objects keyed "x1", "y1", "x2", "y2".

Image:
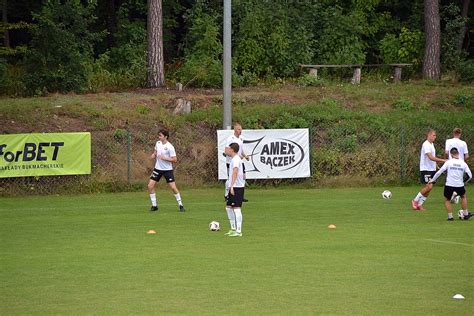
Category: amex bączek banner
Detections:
[{"x1": 0, "y1": 132, "x2": 91, "y2": 178}]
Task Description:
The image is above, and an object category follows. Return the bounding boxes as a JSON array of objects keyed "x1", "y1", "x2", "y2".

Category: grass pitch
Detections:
[{"x1": 1, "y1": 187, "x2": 472, "y2": 315}]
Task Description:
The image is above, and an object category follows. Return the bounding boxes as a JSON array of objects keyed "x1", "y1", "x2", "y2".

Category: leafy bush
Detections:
[
  {"x1": 22, "y1": 0, "x2": 102, "y2": 94},
  {"x1": 393, "y1": 98, "x2": 414, "y2": 111},
  {"x1": 297, "y1": 74, "x2": 325, "y2": 87},
  {"x1": 379, "y1": 27, "x2": 423, "y2": 65},
  {"x1": 458, "y1": 60, "x2": 474, "y2": 83}
]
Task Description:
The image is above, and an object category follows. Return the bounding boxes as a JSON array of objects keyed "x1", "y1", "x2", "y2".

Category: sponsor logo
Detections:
[
  {"x1": 0, "y1": 142, "x2": 64, "y2": 163},
  {"x1": 244, "y1": 137, "x2": 305, "y2": 173}
]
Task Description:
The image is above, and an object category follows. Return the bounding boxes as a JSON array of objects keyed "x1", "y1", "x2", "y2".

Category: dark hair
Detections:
[
  {"x1": 159, "y1": 129, "x2": 169, "y2": 139},
  {"x1": 450, "y1": 147, "x2": 459, "y2": 155},
  {"x1": 453, "y1": 128, "x2": 462, "y2": 135},
  {"x1": 229, "y1": 142, "x2": 240, "y2": 153}
]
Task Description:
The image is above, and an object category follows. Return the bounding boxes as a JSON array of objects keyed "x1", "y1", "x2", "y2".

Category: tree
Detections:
[
  {"x1": 147, "y1": 0, "x2": 164, "y2": 87},
  {"x1": 2, "y1": 0, "x2": 9, "y2": 48},
  {"x1": 423, "y1": 0, "x2": 441, "y2": 80},
  {"x1": 458, "y1": 0, "x2": 470, "y2": 50}
]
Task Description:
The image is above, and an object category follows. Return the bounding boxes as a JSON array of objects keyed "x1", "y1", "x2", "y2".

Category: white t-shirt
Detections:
[
  {"x1": 225, "y1": 134, "x2": 244, "y2": 164},
  {"x1": 431, "y1": 158, "x2": 472, "y2": 187},
  {"x1": 154, "y1": 141, "x2": 176, "y2": 171},
  {"x1": 445, "y1": 138, "x2": 469, "y2": 161},
  {"x1": 420, "y1": 140, "x2": 437, "y2": 171},
  {"x1": 228, "y1": 155, "x2": 245, "y2": 188}
]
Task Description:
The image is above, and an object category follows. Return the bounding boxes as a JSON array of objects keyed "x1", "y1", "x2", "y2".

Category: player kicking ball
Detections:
[
  {"x1": 224, "y1": 142, "x2": 245, "y2": 237},
  {"x1": 428, "y1": 147, "x2": 472, "y2": 221}
]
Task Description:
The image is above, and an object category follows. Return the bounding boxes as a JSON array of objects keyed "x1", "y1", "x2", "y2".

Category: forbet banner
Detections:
[
  {"x1": 217, "y1": 129, "x2": 310, "y2": 180},
  {"x1": 0, "y1": 132, "x2": 91, "y2": 178}
]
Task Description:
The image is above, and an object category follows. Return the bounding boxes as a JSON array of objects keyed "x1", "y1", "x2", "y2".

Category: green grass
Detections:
[{"x1": 1, "y1": 187, "x2": 472, "y2": 314}]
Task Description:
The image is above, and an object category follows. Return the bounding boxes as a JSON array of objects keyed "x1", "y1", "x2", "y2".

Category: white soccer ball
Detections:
[
  {"x1": 209, "y1": 221, "x2": 220, "y2": 231},
  {"x1": 458, "y1": 210, "x2": 465, "y2": 219},
  {"x1": 382, "y1": 190, "x2": 392, "y2": 199}
]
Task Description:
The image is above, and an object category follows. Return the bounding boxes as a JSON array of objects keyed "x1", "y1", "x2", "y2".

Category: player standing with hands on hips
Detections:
[
  {"x1": 429, "y1": 147, "x2": 472, "y2": 221},
  {"x1": 147, "y1": 129, "x2": 185, "y2": 212},
  {"x1": 225, "y1": 143, "x2": 245, "y2": 237},
  {"x1": 411, "y1": 129, "x2": 447, "y2": 211}
]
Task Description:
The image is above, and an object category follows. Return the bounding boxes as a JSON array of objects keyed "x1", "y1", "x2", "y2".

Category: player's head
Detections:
[
  {"x1": 159, "y1": 129, "x2": 169, "y2": 142},
  {"x1": 229, "y1": 142, "x2": 240, "y2": 156},
  {"x1": 233, "y1": 123, "x2": 242, "y2": 137},
  {"x1": 450, "y1": 147, "x2": 459, "y2": 158},
  {"x1": 426, "y1": 128, "x2": 436, "y2": 142},
  {"x1": 453, "y1": 128, "x2": 462, "y2": 138}
]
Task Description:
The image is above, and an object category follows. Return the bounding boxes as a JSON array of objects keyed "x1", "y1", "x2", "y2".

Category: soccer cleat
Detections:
[
  {"x1": 179, "y1": 205, "x2": 185, "y2": 212},
  {"x1": 417, "y1": 205, "x2": 426, "y2": 211},
  {"x1": 450, "y1": 192, "x2": 458, "y2": 203},
  {"x1": 411, "y1": 200, "x2": 419, "y2": 210},
  {"x1": 228, "y1": 231, "x2": 242, "y2": 237},
  {"x1": 150, "y1": 206, "x2": 158, "y2": 212},
  {"x1": 243, "y1": 198, "x2": 249, "y2": 202},
  {"x1": 224, "y1": 230, "x2": 235, "y2": 236},
  {"x1": 447, "y1": 218, "x2": 454, "y2": 221}
]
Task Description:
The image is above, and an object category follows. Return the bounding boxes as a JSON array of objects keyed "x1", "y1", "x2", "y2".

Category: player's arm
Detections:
[
  {"x1": 465, "y1": 165, "x2": 472, "y2": 183},
  {"x1": 426, "y1": 152, "x2": 446, "y2": 164},
  {"x1": 429, "y1": 162, "x2": 448, "y2": 183},
  {"x1": 159, "y1": 155, "x2": 177, "y2": 163},
  {"x1": 229, "y1": 167, "x2": 238, "y2": 195},
  {"x1": 151, "y1": 149, "x2": 157, "y2": 159}
]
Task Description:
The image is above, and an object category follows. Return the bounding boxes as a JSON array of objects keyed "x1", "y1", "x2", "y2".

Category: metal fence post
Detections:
[
  {"x1": 399, "y1": 125, "x2": 406, "y2": 184},
  {"x1": 127, "y1": 130, "x2": 132, "y2": 185}
]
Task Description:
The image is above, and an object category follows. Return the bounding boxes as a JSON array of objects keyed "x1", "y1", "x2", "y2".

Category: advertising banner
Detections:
[
  {"x1": 217, "y1": 129, "x2": 310, "y2": 180},
  {"x1": 0, "y1": 132, "x2": 91, "y2": 178}
]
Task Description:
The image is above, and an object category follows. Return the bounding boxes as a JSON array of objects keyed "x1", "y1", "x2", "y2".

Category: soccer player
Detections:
[
  {"x1": 411, "y1": 129, "x2": 447, "y2": 211},
  {"x1": 224, "y1": 123, "x2": 248, "y2": 200},
  {"x1": 445, "y1": 128, "x2": 469, "y2": 161},
  {"x1": 147, "y1": 129, "x2": 185, "y2": 212},
  {"x1": 429, "y1": 147, "x2": 472, "y2": 221},
  {"x1": 224, "y1": 142, "x2": 245, "y2": 237}
]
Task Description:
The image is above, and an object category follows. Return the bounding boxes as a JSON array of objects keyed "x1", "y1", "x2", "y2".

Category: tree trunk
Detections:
[
  {"x1": 2, "y1": 0, "x2": 9, "y2": 48},
  {"x1": 458, "y1": 0, "x2": 470, "y2": 50},
  {"x1": 423, "y1": 0, "x2": 441, "y2": 80},
  {"x1": 147, "y1": 0, "x2": 165, "y2": 88},
  {"x1": 105, "y1": 0, "x2": 116, "y2": 48}
]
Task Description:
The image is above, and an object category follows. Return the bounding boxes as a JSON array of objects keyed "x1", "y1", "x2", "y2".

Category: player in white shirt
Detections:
[
  {"x1": 224, "y1": 123, "x2": 248, "y2": 200},
  {"x1": 411, "y1": 129, "x2": 447, "y2": 211},
  {"x1": 429, "y1": 147, "x2": 472, "y2": 220},
  {"x1": 445, "y1": 127, "x2": 469, "y2": 161},
  {"x1": 224, "y1": 143, "x2": 245, "y2": 237},
  {"x1": 147, "y1": 129, "x2": 185, "y2": 212}
]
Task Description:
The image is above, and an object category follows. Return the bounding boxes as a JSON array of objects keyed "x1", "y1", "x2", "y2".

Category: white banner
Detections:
[{"x1": 217, "y1": 129, "x2": 311, "y2": 180}]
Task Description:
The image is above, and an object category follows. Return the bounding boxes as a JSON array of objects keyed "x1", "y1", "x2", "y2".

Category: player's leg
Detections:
[
  {"x1": 228, "y1": 188, "x2": 243, "y2": 237},
  {"x1": 459, "y1": 186, "x2": 470, "y2": 219},
  {"x1": 224, "y1": 197, "x2": 236, "y2": 235},
  {"x1": 166, "y1": 171, "x2": 185, "y2": 212},
  {"x1": 147, "y1": 179, "x2": 158, "y2": 211},
  {"x1": 443, "y1": 186, "x2": 454, "y2": 220}
]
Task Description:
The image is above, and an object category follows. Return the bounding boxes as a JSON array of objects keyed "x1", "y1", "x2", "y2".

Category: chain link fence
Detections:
[{"x1": 1, "y1": 124, "x2": 472, "y2": 196}]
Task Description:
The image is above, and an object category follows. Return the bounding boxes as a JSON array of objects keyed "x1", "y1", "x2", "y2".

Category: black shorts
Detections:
[
  {"x1": 150, "y1": 169, "x2": 175, "y2": 183},
  {"x1": 420, "y1": 171, "x2": 436, "y2": 184},
  {"x1": 444, "y1": 186, "x2": 465, "y2": 200},
  {"x1": 226, "y1": 187, "x2": 244, "y2": 207}
]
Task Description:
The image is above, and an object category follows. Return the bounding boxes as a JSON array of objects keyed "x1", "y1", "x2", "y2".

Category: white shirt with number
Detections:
[
  {"x1": 419, "y1": 140, "x2": 436, "y2": 171},
  {"x1": 445, "y1": 138, "x2": 469, "y2": 161},
  {"x1": 431, "y1": 158, "x2": 472, "y2": 187},
  {"x1": 225, "y1": 134, "x2": 244, "y2": 164},
  {"x1": 229, "y1": 155, "x2": 245, "y2": 188},
  {"x1": 154, "y1": 141, "x2": 176, "y2": 171}
]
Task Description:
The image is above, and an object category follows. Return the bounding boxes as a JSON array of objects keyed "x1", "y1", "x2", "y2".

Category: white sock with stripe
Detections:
[
  {"x1": 234, "y1": 208, "x2": 242, "y2": 233},
  {"x1": 174, "y1": 193, "x2": 183, "y2": 206},
  {"x1": 150, "y1": 193, "x2": 157, "y2": 207},
  {"x1": 226, "y1": 207, "x2": 236, "y2": 230}
]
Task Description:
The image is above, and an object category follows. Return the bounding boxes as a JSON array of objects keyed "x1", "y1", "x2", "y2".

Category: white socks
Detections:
[
  {"x1": 150, "y1": 193, "x2": 157, "y2": 207},
  {"x1": 226, "y1": 207, "x2": 236, "y2": 230},
  {"x1": 174, "y1": 193, "x2": 183, "y2": 206},
  {"x1": 418, "y1": 195, "x2": 427, "y2": 206},
  {"x1": 234, "y1": 208, "x2": 242, "y2": 233},
  {"x1": 414, "y1": 192, "x2": 423, "y2": 203}
]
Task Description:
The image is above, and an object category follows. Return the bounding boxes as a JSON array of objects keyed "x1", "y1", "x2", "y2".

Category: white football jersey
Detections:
[
  {"x1": 228, "y1": 155, "x2": 245, "y2": 188},
  {"x1": 154, "y1": 141, "x2": 176, "y2": 171},
  {"x1": 431, "y1": 158, "x2": 472, "y2": 187},
  {"x1": 419, "y1": 140, "x2": 436, "y2": 171},
  {"x1": 225, "y1": 134, "x2": 244, "y2": 164},
  {"x1": 445, "y1": 138, "x2": 469, "y2": 161}
]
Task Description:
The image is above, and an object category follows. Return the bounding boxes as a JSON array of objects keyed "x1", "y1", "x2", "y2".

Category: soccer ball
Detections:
[
  {"x1": 458, "y1": 210, "x2": 465, "y2": 219},
  {"x1": 382, "y1": 190, "x2": 392, "y2": 199},
  {"x1": 209, "y1": 221, "x2": 220, "y2": 231}
]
